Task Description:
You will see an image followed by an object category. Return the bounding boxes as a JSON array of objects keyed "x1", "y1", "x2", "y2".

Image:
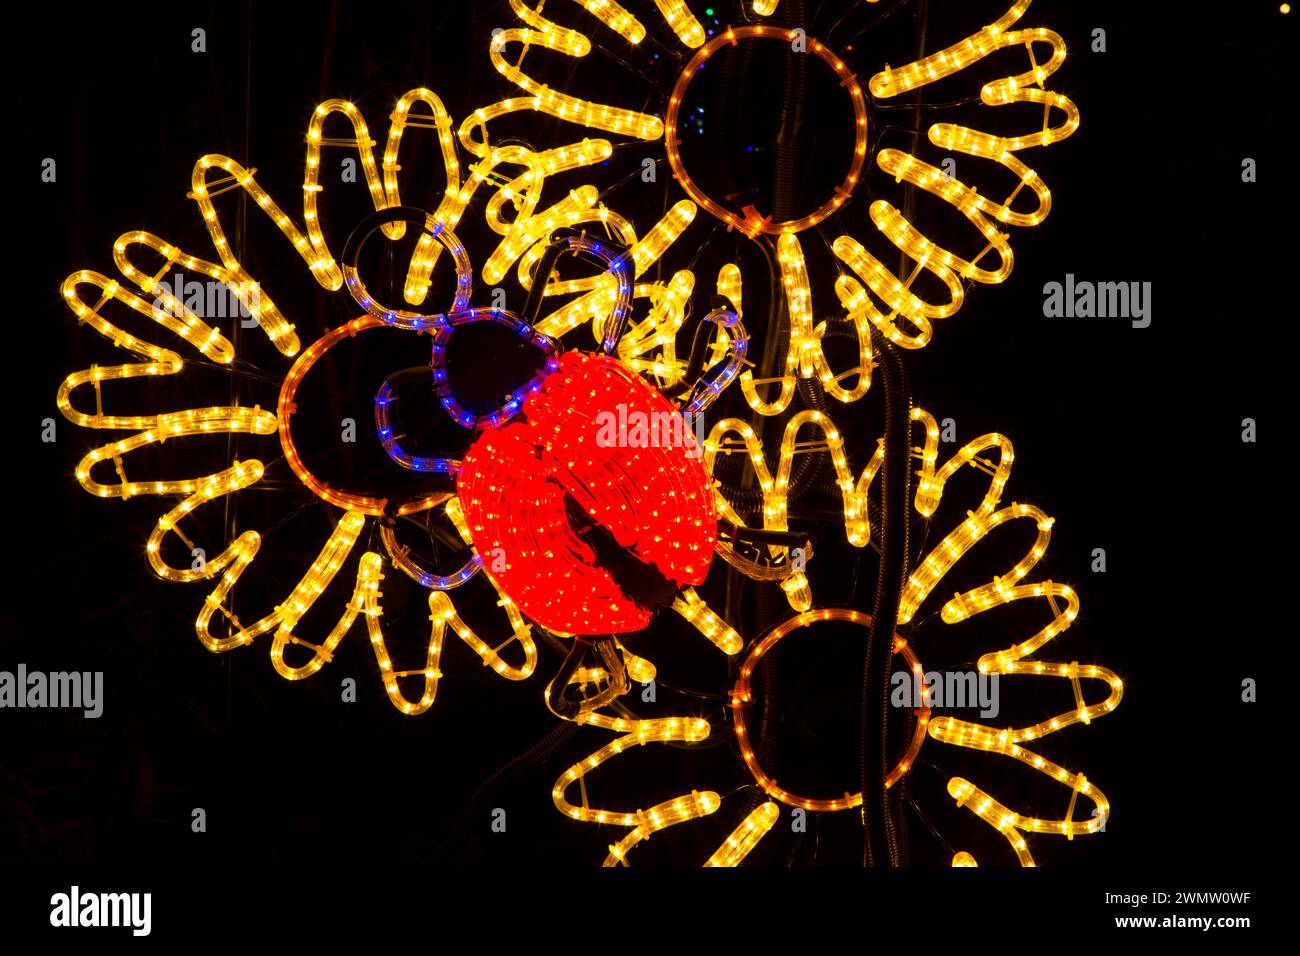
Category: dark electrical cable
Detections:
[
  {"x1": 860, "y1": 335, "x2": 911, "y2": 867},
  {"x1": 859, "y1": 0, "x2": 928, "y2": 867}
]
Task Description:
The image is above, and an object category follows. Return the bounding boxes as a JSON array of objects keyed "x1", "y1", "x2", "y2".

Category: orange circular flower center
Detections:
[
  {"x1": 664, "y1": 25, "x2": 869, "y2": 237},
  {"x1": 730, "y1": 608, "x2": 929, "y2": 811}
]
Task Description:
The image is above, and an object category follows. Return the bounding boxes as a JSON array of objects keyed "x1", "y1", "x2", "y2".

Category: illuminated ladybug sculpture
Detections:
[
  {"x1": 456, "y1": 349, "x2": 717, "y2": 635},
  {"x1": 343, "y1": 210, "x2": 799, "y2": 715}
]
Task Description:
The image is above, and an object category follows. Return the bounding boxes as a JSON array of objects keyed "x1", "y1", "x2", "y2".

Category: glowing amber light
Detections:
[
  {"x1": 186, "y1": 88, "x2": 469, "y2": 330},
  {"x1": 535, "y1": 201, "x2": 698, "y2": 340},
  {"x1": 56, "y1": 14, "x2": 1110, "y2": 870},
  {"x1": 704, "y1": 409, "x2": 883, "y2": 610},
  {"x1": 483, "y1": 0, "x2": 1079, "y2": 358},
  {"x1": 670, "y1": 587, "x2": 742, "y2": 655},
  {"x1": 489, "y1": 1, "x2": 664, "y2": 140},
  {"x1": 664, "y1": 25, "x2": 868, "y2": 237},
  {"x1": 546, "y1": 405, "x2": 1120, "y2": 865},
  {"x1": 194, "y1": 511, "x2": 366, "y2": 654},
  {"x1": 554, "y1": 712, "x2": 713, "y2": 828},
  {"x1": 553, "y1": 712, "x2": 770, "y2": 868},
  {"x1": 74, "y1": 407, "x2": 277, "y2": 500},
  {"x1": 61, "y1": 82, "x2": 604, "y2": 715},
  {"x1": 147, "y1": 461, "x2": 265, "y2": 582},
  {"x1": 730, "y1": 609, "x2": 929, "y2": 811},
  {"x1": 61, "y1": 71, "x2": 752, "y2": 717},
  {"x1": 653, "y1": 1, "x2": 705, "y2": 48},
  {"x1": 737, "y1": 235, "x2": 874, "y2": 416},
  {"x1": 832, "y1": 0, "x2": 1079, "y2": 347},
  {"x1": 573, "y1": 0, "x2": 646, "y2": 44},
  {"x1": 442, "y1": 0, "x2": 1111, "y2": 860},
  {"x1": 381, "y1": 89, "x2": 465, "y2": 304},
  {"x1": 904, "y1": 408, "x2": 1121, "y2": 863},
  {"x1": 705, "y1": 802, "x2": 780, "y2": 867}
]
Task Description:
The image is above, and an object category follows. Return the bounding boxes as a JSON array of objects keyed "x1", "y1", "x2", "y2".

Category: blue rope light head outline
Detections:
[{"x1": 340, "y1": 206, "x2": 472, "y2": 330}]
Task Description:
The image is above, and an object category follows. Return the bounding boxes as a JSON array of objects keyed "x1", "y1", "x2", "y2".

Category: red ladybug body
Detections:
[{"x1": 457, "y1": 352, "x2": 717, "y2": 635}]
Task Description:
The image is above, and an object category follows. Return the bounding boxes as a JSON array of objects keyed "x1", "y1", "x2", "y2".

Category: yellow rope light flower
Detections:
[
  {"x1": 59, "y1": 78, "x2": 753, "y2": 714},
  {"x1": 477, "y1": 0, "x2": 1077, "y2": 420},
  {"x1": 56, "y1": 7, "x2": 1113, "y2": 869},
  {"x1": 552, "y1": 405, "x2": 1120, "y2": 866},
  {"x1": 54, "y1": 87, "x2": 632, "y2": 711}
]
